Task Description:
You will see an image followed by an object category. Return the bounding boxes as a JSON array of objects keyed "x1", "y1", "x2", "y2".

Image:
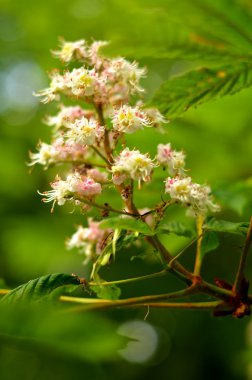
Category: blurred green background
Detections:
[{"x1": 0, "y1": 0, "x2": 252, "y2": 379}]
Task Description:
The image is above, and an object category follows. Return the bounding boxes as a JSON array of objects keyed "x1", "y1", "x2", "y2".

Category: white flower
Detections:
[
  {"x1": 40, "y1": 173, "x2": 102, "y2": 210},
  {"x1": 157, "y1": 144, "x2": 186, "y2": 175},
  {"x1": 66, "y1": 218, "x2": 111, "y2": 258},
  {"x1": 86, "y1": 168, "x2": 108, "y2": 183},
  {"x1": 39, "y1": 176, "x2": 71, "y2": 208},
  {"x1": 165, "y1": 176, "x2": 192, "y2": 203},
  {"x1": 112, "y1": 105, "x2": 150, "y2": 134},
  {"x1": 112, "y1": 148, "x2": 156, "y2": 185},
  {"x1": 69, "y1": 67, "x2": 98, "y2": 97},
  {"x1": 65, "y1": 172, "x2": 102, "y2": 197},
  {"x1": 165, "y1": 176, "x2": 220, "y2": 217},
  {"x1": 106, "y1": 58, "x2": 146, "y2": 93},
  {"x1": 52, "y1": 39, "x2": 87, "y2": 63},
  {"x1": 75, "y1": 177, "x2": 102, "y2": 197},
  {"x1": 89, "y1": 40, "x2": 109, "y2": 69},
  {"x1": 144, "y1": 107, "x2": 167, "y2": 127},
  {"x1": 45, "y1": 105, "x2": 94, "y2": 130},
  {"x1": 187, "y1": 183, "x2": 220, "y2": 217},
  {"x1": 65, "y1": 117, "x2": 104, "y2": 145},
  {"x1": 102, "y1": 57, "x2": 146, "y2": 105},
  {"x1": 33, "y1": 71, "x2": 71, "y2": 103},
  {"x1": 29, "y1": 138, "x2": 88, "y2": 167},
  {"x1": 29, "y1": 142, "x2": 58, "y2": 167}
]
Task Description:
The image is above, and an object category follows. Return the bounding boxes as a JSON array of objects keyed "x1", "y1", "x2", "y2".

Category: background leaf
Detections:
[
  {"x1": 156, "y1": 221, "x2": 194, "y2": 237},
  {"x1": 0, "y1": 304, "x2": 123, "y2": 362},
  {"x1": 201, "y1": 231, "x2": 220, "y2": 256},
  {"x1": 204, "y1": 218, "x2": 249, "y2": 236}
]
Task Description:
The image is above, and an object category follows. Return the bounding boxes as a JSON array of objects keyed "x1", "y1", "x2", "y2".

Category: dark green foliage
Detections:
[
  {"x1": 156, "y1": 221, "x2": 194, "y2": 237},
  {"x1": 201, "y1": 232, "x2": 220, "y2": 256},
  {"x1": 0, "y1": 304, "x2": 123, "y2": 362}
]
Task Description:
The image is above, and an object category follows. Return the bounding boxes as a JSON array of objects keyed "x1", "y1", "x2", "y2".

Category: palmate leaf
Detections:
[
  {"x1": 151, "y1": 62, "x2": 252, "y2": 119},
  {"x1": 1, "y1": 273, "x2": 80, "y2": 303}
]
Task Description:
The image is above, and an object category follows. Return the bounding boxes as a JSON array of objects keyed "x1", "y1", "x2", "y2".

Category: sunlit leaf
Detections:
[
  {"x1": 151, "y1": 62, "x2": 252, "y2": 120},
  {"x1": 100, "y1": 217, "x2": 153, "y2": 235},
  {"x1": 90, "y1": 282, "x2": 121, "y2": 300}
]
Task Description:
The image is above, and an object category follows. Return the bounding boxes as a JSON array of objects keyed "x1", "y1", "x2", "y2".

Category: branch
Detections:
[
  {"x1": 233, "y1": 216, "x2": 252, "y2": 294},
  {"x1": 76, "y1": 197, "x2": 139, "y2": 217},
  {"x1": 94, "y1": 103, "x2": 114, "y2": 163},
  {"x1": 131, "y1": 300, "x2": 223, "y2": 310},
  {"x1": 60, "y1": 286, "x2": 197, "y2": 312}
]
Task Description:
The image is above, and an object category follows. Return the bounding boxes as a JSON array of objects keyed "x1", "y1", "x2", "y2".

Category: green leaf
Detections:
[
  {"x1": 0, "y1": 304, "x2": 123, "y2": 362},
  {"x1": 170, "y1": 0, "x2": 252, "y2": 50},
  {"x1": 0, "y1": 273, "x2": 80, "y2": 304},
  {"x1": 90, "y1": 283, "x2": 121, "y2": 300},
  {"x1": 201, "y1": 232, "x2": 220, "y2": 256},
  {"x1": 151, "y1": 62, "x2": 252, "y2": 120},
  {"x1": 100, "y1": 217, "x2": 153, "y2": 235},
  {"x1": 156, "y1": 221, "x2": 194, "y2": 237},
  {"x1": 214, "y1": 178, "x2": 252, "y2": 215},
  {"x1": 108, "y1": 0, "x2": 252, "y2": 62},
  {"x1": 204, "y1": 218, "x2": 249, "y2": 236}
]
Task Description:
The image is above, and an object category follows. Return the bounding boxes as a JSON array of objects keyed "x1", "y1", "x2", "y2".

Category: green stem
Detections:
[
  {"x1": 88, "y1": 269, "x2": 168, "y2": 287},
  {"x1": 233, "y1": 216, "x2": 252, "y2": 294},
  {"x1": 194, "y1": 215, "x2": 204, "y2": 276}
]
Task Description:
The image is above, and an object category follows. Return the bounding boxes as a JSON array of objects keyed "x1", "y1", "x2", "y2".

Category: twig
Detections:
[
  {"x1": 233, "y1": 216, "x2": 252, "y2": 294},
  {"x1": 90, "y1": 145, "x2": 110, "y2": 165},
  {"x1": 88, "y1": 269, "x2": 168, "y2": 287}
]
